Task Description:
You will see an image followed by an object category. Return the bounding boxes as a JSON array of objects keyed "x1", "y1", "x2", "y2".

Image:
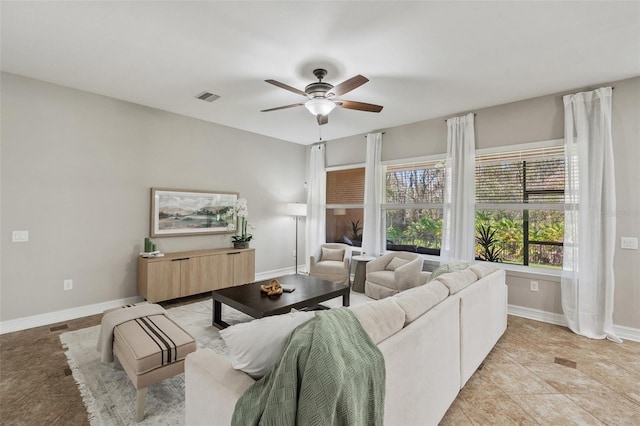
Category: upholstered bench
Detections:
[{"x1": 100, "y1": 304, "x2": 196, "y2": 422}]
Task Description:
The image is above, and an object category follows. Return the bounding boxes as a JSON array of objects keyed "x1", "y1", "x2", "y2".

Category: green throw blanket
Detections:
[{"x1": 232, "y1": 308, "x2": 385, "y2": 426}]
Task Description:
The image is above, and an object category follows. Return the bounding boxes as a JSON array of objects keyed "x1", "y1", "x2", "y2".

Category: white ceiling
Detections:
[{"x1": 1, "y1": 1, "x2": 639, "y2": 145}]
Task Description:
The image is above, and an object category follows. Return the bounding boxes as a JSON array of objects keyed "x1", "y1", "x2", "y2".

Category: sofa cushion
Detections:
[
  {"x1": 219, "y1": 310, "x2": 315, "y2": 379},
  {"x1": 113, "y1": 314, "x2": 196, "y2": 375},
  {"x1": 393, "y1": 281, "x2": 450, "y2": 324},
  {"x1": 367, "y1": 270, "x2": 395, "y2": 286},
  {"x1": 436, "y1": 269, "x2": 478, "y2": 294},
  {"x1": 349, "y1": 298, "x2": 405, "y2": 344},
  {"x1": 321, "y1": 247, "x2": 344, "y2": 261},
  {"x1": 428, "y1": 260, "x2": 472, "y2": 282},
  {"x1": 469, "y1": 262, "x2": 498, "y2": 279},
  {"x1": 385, "y1": 257, "x2": 410, "y2": 271},
  {"x1": 311, "y1": 260, "x2": 347, "y2": 275}
]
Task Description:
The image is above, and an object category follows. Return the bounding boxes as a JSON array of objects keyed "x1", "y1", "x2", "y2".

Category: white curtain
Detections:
[
  {"x1": 305, "y1": 143, "x2": 326, "y2": 271},
  {"x1": 440, "y1": 113, "x2": 476, "y2": 263},
  {"x1": 362, "y1": 132, "x2": 384, "y2": 256},
  {"x1": 562, "y1": 87, "x2": 620, "y2": 342}
]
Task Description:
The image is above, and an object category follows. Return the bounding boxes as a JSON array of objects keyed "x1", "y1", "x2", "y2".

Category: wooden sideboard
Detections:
[{"x1": 138, "y1": 248, "x2": 255, "y2": 302}]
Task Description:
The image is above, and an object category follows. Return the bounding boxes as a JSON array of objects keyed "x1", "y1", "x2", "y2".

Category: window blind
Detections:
[
  {"x1": 385, "y1": 159, "x2": 445, "y2": 204},
  {"x1": 475, "y1": 146, "x2": 564, "y2": 204},
  {"x1": 326, "y1": 168, "x2": 365, "y2": 204}
]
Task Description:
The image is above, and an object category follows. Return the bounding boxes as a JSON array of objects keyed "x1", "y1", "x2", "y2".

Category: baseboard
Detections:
[
  {"x1": 1, "y1": 266, "x2": 309, "y2": 335},
  {"x1": 508, "y1": 304, "x2": 640, "y2": 342},
  {"x1": 611, "y1": 324, "x2": 640, "y2": 343},
  {"x1": 507, "y1": 304, "x2": 568, "y2": 327},
  {"x1": 0, "y1": 296, "x2": 144, "y2": 335}
]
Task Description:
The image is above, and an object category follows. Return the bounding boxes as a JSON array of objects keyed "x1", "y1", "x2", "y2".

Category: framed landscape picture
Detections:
[{"x1": 150, "y1": 188, "x2": 238, "y2": 237}]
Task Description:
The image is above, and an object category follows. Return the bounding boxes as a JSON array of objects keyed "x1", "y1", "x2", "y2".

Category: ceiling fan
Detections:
[{"x1": 261, "y1": 68, "x2": 383, "y2": 126}]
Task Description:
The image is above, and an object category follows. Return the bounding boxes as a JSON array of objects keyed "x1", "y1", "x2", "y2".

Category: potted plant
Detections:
[
  {"x1": 231, "y1": 198, "x2": 253, "y2": 249},
  {"x1": 475, "y1": 223, "x2": 503, "y2": 262},
  {"x1": 350, "y1": 220, "x2": 363, "y2": 245}
]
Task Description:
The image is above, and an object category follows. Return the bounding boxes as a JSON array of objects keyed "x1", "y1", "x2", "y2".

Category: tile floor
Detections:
[
  {"x1": 1, "y1": 302, "x2": 639, "y2": 425},
  {"x1": 441, "y1": 316, "x2": 640, "y2": 425}
]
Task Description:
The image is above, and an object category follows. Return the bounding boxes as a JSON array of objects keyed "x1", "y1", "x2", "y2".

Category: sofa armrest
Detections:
[
  {"x1": 457, "y1": 269, "x2": 507, "y2": 387},
  {"x1": 394, "y1": 257, "x2": 423, "y2": 290},
  {"x1": 310, "y1": 255, "x2": 318, "y2": 268},
  {"x1": 418, "y1": 271, "x2": 432, "y2": 285},
  {"x1": 367, "y1": 254, "x2": 390, "y2": 273},
  {"x1": 342, "y1": 256, "x2": 350, "y2": 270},
  {"x1": 185, "y1": 349, "x2": 255, "y2": 426}
]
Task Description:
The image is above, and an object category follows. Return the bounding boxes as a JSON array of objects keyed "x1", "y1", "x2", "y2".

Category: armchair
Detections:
[
  {"x1": 309, "y1": 243, "x2": 351, "y2": 286},
  {"x1": 365, "y1": 251, "x2": 423, "y2": 299}
]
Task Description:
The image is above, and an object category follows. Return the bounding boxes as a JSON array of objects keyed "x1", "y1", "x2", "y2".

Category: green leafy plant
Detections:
[
  {"x1": 405, "y1": 216, "x2": 441, "y2": 248},
  {"x1": 476, "y1": 224, "x2": 503, "y2": 262}
]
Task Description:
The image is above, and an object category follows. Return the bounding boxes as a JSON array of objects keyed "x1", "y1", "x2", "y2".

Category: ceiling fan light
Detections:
[{"x1": 305, "y1": 98, "x2": 336, "y2": 116}]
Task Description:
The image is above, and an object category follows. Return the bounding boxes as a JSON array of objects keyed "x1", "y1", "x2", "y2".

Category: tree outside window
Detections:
[
  {"x1": 383, "y1": 160, "x2": 445, "y2": 254},
  {"x1": 475, "y1": 146, "x2": 565, "y2": 269},
  {"x1": 382, "y1": 144, "x2": 564, "y2": 269}
]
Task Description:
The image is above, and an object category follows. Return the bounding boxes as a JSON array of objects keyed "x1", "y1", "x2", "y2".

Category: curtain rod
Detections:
[
  {"x1": 444, "y1": 113, "x2": 477, "y2": 122},
  {"x1": 440, "y1": 86, "x2": 617, "y2": 123},
  {"x1": 363, "y1": 132, "x2": 386, "y2": 138}
]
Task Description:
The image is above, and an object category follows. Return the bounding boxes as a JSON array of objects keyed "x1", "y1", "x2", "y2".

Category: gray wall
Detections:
[
  {"x1": 1, "y1": 72, "x2": 307, "y2": 321},
  {"x1": 326, "y1": 76, "x2": 640, "y2": 330}
]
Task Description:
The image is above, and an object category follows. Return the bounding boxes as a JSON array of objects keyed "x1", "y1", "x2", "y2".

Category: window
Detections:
[
  {"x1": 475, "y1": 144, "x2": 564, "y2": 269},
  {"x1": 383, "y1": 159, "x2": 445, "y2": 254},
  {"x1": 326, "y1": 167, "x2": 365, "y2": 246}
]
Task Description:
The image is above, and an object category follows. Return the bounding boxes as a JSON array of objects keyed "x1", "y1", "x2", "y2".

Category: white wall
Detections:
[
  {"x1": 326, "y1": 76, "x2": 640, "y2": 330},
  {"x1": 0, "y1": 72, "x2": 307, "y2": 322}
]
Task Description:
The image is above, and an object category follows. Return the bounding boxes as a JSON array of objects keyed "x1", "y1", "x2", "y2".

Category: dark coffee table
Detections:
[{"x1": 211, "y1": 274, "x2": 350, "y2": 329}]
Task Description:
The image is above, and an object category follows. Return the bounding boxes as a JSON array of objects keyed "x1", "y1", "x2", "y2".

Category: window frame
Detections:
[
  {"x1": 475, "y1": 139, "x2": 565, "y2": 269},
  {"x1": 324, "y1": 140, "x2": 566, "y2": 276},
  {"x1": 381, "y1": 154, "x2": 447, "y2": 254},
  {"x1": 325, "y1": 164, "x2": 366, "y2": 247}
]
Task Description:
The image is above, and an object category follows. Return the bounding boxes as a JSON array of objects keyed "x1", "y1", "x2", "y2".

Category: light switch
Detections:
[
  {"x1": 11, "y1": 231, "x2": 29, "y2": 242},
  {"x1": 621, "y1": 237, "x2": 638, "y2": 250}
]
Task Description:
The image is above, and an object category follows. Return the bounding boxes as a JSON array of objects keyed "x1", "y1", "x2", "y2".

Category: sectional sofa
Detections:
[{"x1": 185, "y1": 263, "x2": 507, "y2": 425}]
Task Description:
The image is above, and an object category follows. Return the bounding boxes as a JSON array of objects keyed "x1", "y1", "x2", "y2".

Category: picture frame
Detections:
[{"x1": 150, "y1": 188, "x2": 238, "y2": 237}]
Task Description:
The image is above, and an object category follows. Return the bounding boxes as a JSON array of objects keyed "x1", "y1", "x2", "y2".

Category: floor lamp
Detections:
[{"x1": 286, "y1": 203, "x2": 307, "y2": 274}]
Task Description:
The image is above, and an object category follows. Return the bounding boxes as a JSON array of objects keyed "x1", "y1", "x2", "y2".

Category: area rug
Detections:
[{"x1": 60, "y1": 291, "x2": 371, "y2": 425}]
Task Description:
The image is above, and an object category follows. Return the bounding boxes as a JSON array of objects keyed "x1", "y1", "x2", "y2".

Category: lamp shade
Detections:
[
  {"x1": 286, "y1": 203, "x2": 307, "y2": 217},
  {"x1": 304, "y1": 98, "x2": 336, "y2": 116}
]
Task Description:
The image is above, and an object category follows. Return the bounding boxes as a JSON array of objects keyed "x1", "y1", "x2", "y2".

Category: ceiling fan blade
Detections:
[
  {"x1": 329, "y1": 75, "x2": 369, "y2": 97},
  {"x1": 337, "y1": 100, "x2": 383, "y2": 113},
  {"x1": 261, "y1": 103, "x2": 304, "y2": 112},
  {"x1": 317, "y1": 114, "x2": 329, "y2": 126},
  {"x1": 265, "y1": 79, "x2": 307, "y2": 97}
]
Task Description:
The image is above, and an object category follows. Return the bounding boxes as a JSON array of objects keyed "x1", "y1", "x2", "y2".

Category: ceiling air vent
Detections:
[{"x1": 195, "y1": 91, "x2": 220, "y2": 103}]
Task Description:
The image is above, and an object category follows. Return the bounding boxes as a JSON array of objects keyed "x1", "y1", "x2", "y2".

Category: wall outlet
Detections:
[
  {"x1": 621, "y1": 237, "x2": 638, "y2": 250},
  {"x1": 11, "y1": 230, "x2": 29, "y2": 242},
  {"x1": 64, "y1": 279, "x2": 73, "y2": 291},
  {"x1": 530, "y1": 281, "x2": 539, "y2": 292}
]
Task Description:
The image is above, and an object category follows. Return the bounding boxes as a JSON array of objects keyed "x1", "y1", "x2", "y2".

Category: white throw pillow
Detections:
[
  {"x1": 428, "y1": 259, "x2": 472, "y2": 282},
  {"x1": 219, "y1": 310, "x2": 315, "y2": 378},
  {"x1": 321, "y1": 247, "x2": 344, "y2": 262},
  {"x1": 385, "y1": 257, "x2": 410, "y2": 271}
]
